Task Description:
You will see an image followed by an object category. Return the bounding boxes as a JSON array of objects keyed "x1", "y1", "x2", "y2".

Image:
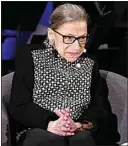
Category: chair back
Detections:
[{"x1": 100, "y1": 70, "x2": 128, "y2": 145}]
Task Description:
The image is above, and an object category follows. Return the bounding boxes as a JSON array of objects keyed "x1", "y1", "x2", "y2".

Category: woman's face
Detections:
[{"x1": 48, "y1": 21, "x2": 88, "y2": 62}]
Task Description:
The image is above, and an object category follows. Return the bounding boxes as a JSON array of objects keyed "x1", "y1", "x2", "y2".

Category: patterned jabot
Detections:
[{"x1": 32, "y1": 39, "x2": 94, "y2": 120}]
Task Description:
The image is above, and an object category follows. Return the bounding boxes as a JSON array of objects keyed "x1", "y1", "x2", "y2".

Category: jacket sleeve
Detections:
[
  {"x1": 76, "y1": 60, "x2": 109, "y2": 130},
  {"x1": 8, "y1": 45, "x2": 58, "y2": 130}
]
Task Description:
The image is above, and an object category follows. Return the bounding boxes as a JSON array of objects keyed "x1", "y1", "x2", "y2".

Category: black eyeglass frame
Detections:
[{"x1": 52, "y1": 29, "x2": 89, "y2": 45}]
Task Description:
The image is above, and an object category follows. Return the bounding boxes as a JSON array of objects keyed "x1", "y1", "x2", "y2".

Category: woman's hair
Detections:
[{"x1": 49, "y1": 3, "x2": 88, "y2": 30}]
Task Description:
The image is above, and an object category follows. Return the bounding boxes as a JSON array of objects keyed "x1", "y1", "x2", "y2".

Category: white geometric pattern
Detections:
[{"x1": 32, "y1": 40, "x2": 94, "y2": 120}]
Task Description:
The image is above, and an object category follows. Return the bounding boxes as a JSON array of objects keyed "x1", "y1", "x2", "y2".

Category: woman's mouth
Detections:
[
  {"x1": 65, "y1": 52, "x2": 81, "y2": 62},
  {"x1": 67, "y1": 52, "x2": 80, "y2": 57}
]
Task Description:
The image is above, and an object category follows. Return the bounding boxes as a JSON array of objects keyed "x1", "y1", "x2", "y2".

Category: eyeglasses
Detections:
[{"x1": 52, "y1": 29, "x2": 89, "y2": 45}]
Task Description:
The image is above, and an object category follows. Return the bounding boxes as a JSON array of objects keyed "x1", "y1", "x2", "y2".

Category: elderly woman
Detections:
[{"x1": 8, "y1": 3, "x2": 111, "y2": 146}]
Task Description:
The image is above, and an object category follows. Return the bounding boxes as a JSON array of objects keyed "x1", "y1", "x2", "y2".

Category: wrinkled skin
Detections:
[{"x1": 47, "y1": 107, "x2": 82, "y2": 136}]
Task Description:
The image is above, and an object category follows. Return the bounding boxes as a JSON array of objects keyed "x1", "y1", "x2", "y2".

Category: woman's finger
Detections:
[
  {"x1": 65, "y1": 123, "x2": 69, "y2": 127},
  {"x1": 54, "y1": 109, "x2": 63, "y2": 117},
  {"x1": 65, "y1": 132, "x2": 74, "y2": 136},
  {"x1": 60, "y1": 127, "x2": 70, "y2": 132},
  {"x1": 65, "y1": 107, "x2": 70, "y2": 113},
  {"x1": 58, "y1": 119, "x2": 67, "y2": 127},
  {"x1": 61, "y1": 109, "x2": 70, "y2": 117},
  {"x1": 75, "y1": 122, "x2": 82, "y2": 129}
]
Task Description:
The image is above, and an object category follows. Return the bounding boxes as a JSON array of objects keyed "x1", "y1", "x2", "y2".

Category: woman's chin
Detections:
[{"x1": 65, "y1": 56, "x2": 79, "y2": 62}]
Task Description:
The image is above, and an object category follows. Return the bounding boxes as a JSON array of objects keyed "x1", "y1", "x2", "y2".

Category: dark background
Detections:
[{"x1": 1, "y1": 1, "x2": 128, "y2": 77}]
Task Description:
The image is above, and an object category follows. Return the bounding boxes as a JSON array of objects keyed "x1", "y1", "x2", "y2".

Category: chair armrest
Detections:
[{"x1": 2, "y1": 95, "x2": 11, "y2": 145}]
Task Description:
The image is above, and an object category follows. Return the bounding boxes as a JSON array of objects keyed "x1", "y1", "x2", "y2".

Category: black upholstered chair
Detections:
[{"x1": 1, "y1": 71, "x2": 128, "y2": 146}]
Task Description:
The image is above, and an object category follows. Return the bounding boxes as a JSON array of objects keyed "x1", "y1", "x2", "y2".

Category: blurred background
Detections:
[{"x1": 1, "y1": 1, "x2": 127, "y2": 77}]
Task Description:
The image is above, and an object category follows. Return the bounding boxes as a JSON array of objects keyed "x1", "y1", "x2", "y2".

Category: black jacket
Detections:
[{"x1": 8, "y1": 42, "x2": 119, "y2": 144}]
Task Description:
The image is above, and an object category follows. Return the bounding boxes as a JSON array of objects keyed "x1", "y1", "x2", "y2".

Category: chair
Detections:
[
  {"x1": 1, "y1": 71, "x2": 127, "y2": 146},
  {"x1": 100, "y1": 70, "x2": 127, "y2": 145},
  {"x1": 2, "y1": 72, "x2": 14, "y2": 146}
]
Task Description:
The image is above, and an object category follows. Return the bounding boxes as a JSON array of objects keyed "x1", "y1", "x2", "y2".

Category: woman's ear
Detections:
[{"x1": 47, "y1": 28, "x2": 54, "y2": 40}]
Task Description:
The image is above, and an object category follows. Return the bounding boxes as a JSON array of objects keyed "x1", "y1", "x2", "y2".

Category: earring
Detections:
[
  {"x1": 84, "y1": 49, "x2": 86, "y2": 53},
  {"x1": 81, "y1": 49, "x2": 87, "y2": 57}
]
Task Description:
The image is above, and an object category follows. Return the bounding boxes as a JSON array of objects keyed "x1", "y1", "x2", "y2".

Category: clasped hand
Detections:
[{"x1": 47, "y1": 107, "x2": 82, "y2": 136}]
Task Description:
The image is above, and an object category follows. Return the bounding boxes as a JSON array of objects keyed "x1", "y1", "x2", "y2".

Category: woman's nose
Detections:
[{"x1": 72, "y1": 40, "x2": 80, "y2": 51}]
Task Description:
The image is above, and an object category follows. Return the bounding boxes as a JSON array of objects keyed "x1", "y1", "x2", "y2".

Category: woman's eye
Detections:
[
  {"x1": 79, "y1": 37, "x2": 86, "y2": 41},
  {"x1": 65, "y1": 36, "x2": 74, "y2": 40}
]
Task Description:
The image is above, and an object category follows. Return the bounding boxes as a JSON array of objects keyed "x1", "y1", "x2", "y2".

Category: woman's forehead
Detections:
[{"x1": 56, "y1": 21, "x2": 87, "y2": 35}]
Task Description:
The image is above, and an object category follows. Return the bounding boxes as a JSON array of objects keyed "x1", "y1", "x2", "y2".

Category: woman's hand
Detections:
[
  {"x1": 54, "y1": 107, "x2": 82, "y2": 134},
  {"x1": 47, "y1": 116, "x2": 74, "y2": 136}
]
